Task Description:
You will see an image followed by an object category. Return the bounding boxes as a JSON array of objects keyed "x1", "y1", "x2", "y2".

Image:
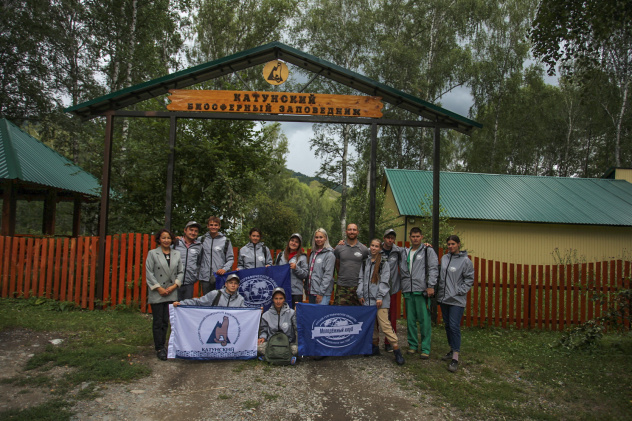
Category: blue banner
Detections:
[
  {"x1": 215, "y1": 265, "x2": 292, "y2": 311},
  {"x1": 296, "y1": 303, "x2": 377, "y2": 357}
]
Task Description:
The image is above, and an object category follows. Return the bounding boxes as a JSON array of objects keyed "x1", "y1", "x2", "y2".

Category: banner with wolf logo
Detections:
[
  {"x1": 296, "y1": 303, "x2": 377, "y2": 357},
  {"x1": 167, "y1": 306, "x2": 259, "y2": 360},
  {"x1": 215, "y1": 265, "x2": 292, "y2": 311}
]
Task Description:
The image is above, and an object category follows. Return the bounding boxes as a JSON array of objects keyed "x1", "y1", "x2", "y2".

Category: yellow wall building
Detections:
[{"x1": 383, "y1": 168, "x2": 632, "y2": 265}]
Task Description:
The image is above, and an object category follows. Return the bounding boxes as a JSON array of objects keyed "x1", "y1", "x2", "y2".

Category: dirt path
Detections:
[{"x1": 1, "y1": 327, "x2": 460, "y2": 421}]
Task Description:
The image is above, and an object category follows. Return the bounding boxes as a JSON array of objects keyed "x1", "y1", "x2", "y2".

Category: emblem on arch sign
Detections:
[{"x1": 263, "y1": 60, "x2": 289, "y2": 85}]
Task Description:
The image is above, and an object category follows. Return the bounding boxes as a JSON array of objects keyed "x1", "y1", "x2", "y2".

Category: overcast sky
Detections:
[{"x1": 280, "y1": 84, "x2": 474, "y2": 177}]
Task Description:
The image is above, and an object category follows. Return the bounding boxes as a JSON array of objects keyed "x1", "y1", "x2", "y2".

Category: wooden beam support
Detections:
[
  {"x1": 72, "y1": 195, "x2": 82, "y2": 237},
  {"x1": 42, "y1": 190, "x2": 57, "y2": 235}
]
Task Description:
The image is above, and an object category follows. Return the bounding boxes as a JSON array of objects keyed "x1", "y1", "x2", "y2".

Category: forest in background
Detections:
[{"x1": 1, "y1": 0, "x2": 630, "y2": 249}]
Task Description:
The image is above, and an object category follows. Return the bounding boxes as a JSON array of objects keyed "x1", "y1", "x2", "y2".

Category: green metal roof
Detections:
[
  {"x1": 0, "y1": 118, "x2": 100, "y2": 197},
  {"x1": 65, "y1": 42, "x2": 481, "y2": 135},
  {"x1": 385, "y1": 169, "x2": 632, "y2": 226}
]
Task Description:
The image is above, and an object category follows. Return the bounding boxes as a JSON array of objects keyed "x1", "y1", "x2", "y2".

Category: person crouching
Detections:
[
  {"x1": 258, "y1": 287, "x2": 298, "y2": 356},
  {"x1": 173, "y1": 273, "x2": 245, "y2": 307}
]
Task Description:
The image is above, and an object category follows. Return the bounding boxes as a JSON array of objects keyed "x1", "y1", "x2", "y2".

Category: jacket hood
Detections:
[
  {"x1": 245, "y1": 241, "x2": 266, "y2": 249},
  {"x1": 450, "y1": 250, "x2": 468, "y2": 258}
]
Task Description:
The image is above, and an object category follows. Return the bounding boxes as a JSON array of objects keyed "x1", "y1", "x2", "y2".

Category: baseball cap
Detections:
[
  {"x1": 271, "y1": 287, "x2": 286, "y2": 298},
  {"x1": 290, "y1": 233, "x2": 303, "y2": 243},
  {"x1": 185, "y1": 221, "x2": 202, "y2": 230},
  {"x1": 383, "y1": 228, "x2": 396, "y2": 237},
  {"x1": 225, "y1": 273, "x2": 240, "y2": 283}
]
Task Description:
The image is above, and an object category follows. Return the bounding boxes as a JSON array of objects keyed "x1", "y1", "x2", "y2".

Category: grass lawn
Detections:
[
  {"x1": 0, "y1": 297, "x2": 153, "y2": 420},
  {"x1": 402, "y1": 324, "x2": 632, "y2": 420}
]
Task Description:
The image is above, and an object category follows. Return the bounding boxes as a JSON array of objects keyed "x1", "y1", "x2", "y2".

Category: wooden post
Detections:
[
  {"x1": 368, "y1": 122, "x2": 377, "y2": 241},
  {"x1": 72, "y1": 195, "x2": 82, "y2": 237},
  {"x1": 96, "y1": 111, "x2": 115, "y2": 306},
  {"x1": 2, "y1": 180, "x2": 17, "y2": 236},
  {"x1": 165, "y1": 115, "x2": 177, "y2": 232},
  {"x1": 42, "y1": 190, "x2": 57, "y2": 235}
]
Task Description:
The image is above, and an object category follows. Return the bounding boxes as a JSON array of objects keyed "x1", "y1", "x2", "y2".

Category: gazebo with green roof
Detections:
[{"x1": 0, "y1": 118, "x2": 100, "y2": 236}]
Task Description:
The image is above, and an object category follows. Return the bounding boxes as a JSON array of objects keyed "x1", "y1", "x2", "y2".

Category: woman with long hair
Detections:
[
  {"x1": 307, "y1": 228, "x2": 335, "y2": 305},
  {"x1": 358, "y1": 238, "x2": 405, "y2": 365},
  {"x1": 436, "y1": 235, "x2": 474, "y2": 372},
  {"x1": 145, "y1": 229, "x2": 183, "y2": 360},
  {"x1": 275, "y1": 233, "x2": 308, "y2": 308}
]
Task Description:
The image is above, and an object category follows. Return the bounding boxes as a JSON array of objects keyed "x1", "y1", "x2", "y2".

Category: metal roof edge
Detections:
[{"x1": 0, "y1": 118, "x2": 23, "y2": 179}]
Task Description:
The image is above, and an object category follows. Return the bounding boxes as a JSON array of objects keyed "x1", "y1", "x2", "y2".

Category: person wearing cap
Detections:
[
  {"x1": 380, "y1": 228, "x2": 404, "y2": 352},
  {"x1": 173, "y1": 273, "x2": 245, "y2": 307},
  {"x1": 334, "y1": 223, "x2": 369, "y2": 306},
  {"x1": 173, "y1": 221, "x2": 203, "y2": 301},
  {"x1": 198, "y1": 216, "x2": 234, "y2": 296},
  {"x1": 274, "y1": 233, "x2": 308, "y2": 308},
  {"x1": 257, "y1": 287, "x2": 298, "y2": 356}
]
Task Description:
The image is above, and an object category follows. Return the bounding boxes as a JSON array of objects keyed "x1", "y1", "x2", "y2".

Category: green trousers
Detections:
[{"x1": 404, "y1": 293, "x2": 432, "y2": 354}]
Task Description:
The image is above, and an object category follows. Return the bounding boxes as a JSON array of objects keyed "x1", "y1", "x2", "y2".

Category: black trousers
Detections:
[
  {"x1": 292, "y1": 294, "x2": 303, "y2": 309},
  {"x1": 178, "y1": 284, "x2": 195, "y2": 301},
  {"x1": 151, "y1": 302, "x2": 173, "y2": 351}
]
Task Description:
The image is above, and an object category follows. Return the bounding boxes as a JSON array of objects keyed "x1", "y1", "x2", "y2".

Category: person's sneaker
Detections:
[
  {"x1": 384, "y1": 343, "x2": 394, "y2": 353},
  {"x1": 393, "y1": 349, "x2": 405, "y2": 366},
  {"x1": 290, "y1": 356, "x2": 297, "y2": 365},
  {"x1": 406, "y1": 348, "x2": 417, "y2": 355},
  {"x1": 372, "y1": 344, "x2": 381, "y2": 356},
  {"x1": 157, "y1": 348, "x2": 167, "y2": 361},
  {"x1": 420, "y1": 353, "x2": 430, "y2": 360},
  {"x1": 448, "y1": 359, "x2": 459, "y2": 372},
  {"x1": 441, "y1": 350, "x2": 454, "y2": 361},
  {"x1": 313, "y1": 355, "x2": 326, "y2": 361}
]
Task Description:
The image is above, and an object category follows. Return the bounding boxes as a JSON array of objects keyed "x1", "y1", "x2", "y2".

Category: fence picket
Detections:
[
  {"x1": 530, "y1": 265, "x2": 536, "y2": 329},
  {"x1": 89, "y1": 237, "x2": 98, "y2": 310},
  {"x1": 118, "y1": 234, "x2": 127, "y2": 306},
  {"x1": 472, "y1": 256, "x2": 479, "y2": 326},
  {"x1": 538, "y1": 265, "x2": 544, "y2": 329},
  {"x1": 133, "y1": 233, "x2": 141, "y2": 306},
  {"x1": 74, "y1": 237, "x2": 84, "y2": 305},
  {"x1": 487, "y1": 259, "x2": 494, "y2": 326},
  {"x1": 0, "y1": 237, "x2": 8, "y2": 297},
  {"x1": 126, "y1": 234, "x2": 133, "y2": 305},
  {"x1": 565, "y1": 264, "x2": 572, "y2": 328},
  {"x1": 494, "y1": 261, "x2": 500, "y2": 327},
  {"x1": 17, "y1": 238, "x2": 26, "y2": 297},
  {"x1": 53, "y1": 239, "x2": 62, "y2": 300},
  {"x1": 45, "y1": 238, "x2": 55, "y2": 298},
  {"x1": 10, "y1": 237, "x2": 19, "y2": 297},
  {"x1": 140, "y1": 234, "x2": 149, "y2": 312},
  {"x1": 24, "y1": 238, "x2": 34, "y2": 299},
  {"x1": 587, "y1": 262, "x2": 594, "y2": 321}
]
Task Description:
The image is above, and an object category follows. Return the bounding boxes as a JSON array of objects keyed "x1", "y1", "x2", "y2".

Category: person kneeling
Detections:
[
  {"x1": 258, "y1": 288, "x2": 298, "y2": 363},
  {"x1": 174, "y1": 273, "x2": 245, "y2": 307}
]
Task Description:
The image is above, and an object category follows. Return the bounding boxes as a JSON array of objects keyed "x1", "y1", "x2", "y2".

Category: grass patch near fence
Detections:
[
  {"x1": 0, "y1": 297, "x2": 153, "y2": 419},
  {"x1": 403, "y1": 324, "x2": 632, "y2": 420}
]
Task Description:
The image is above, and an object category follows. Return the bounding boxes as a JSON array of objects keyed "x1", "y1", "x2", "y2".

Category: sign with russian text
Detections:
[
  {"x1": 215, "y1": 265, "x2": 292, "y2": 311},
  {"x1": 167, "y1": 306, "x2": 259, "y2": 360},
  {"x1": 167, "y1": 89, "x2": 383, "y2": 118},
  {"x1": 296, "y1": 303, "x2": 376, "y2": 357}
]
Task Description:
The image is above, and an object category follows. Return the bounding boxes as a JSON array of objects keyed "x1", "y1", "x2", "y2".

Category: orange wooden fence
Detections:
[{"x1": 0, "y1": 234, "x2": 629, "y2": 329}]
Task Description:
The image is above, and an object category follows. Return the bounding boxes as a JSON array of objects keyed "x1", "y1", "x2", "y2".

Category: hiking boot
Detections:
[
  {"x1": 372, "y1": 344, "x2": 381, "y2": 356},
  {"x1": 420, "y1": 353, "x2": 430, "y2": 360},
  {"x1": 406, "y1": 348, "x2": 417, "y2": 355},
  {"x1": 157, "y1": 348, "x2": 167, "y2": 361},
  {"x1": 394, "y1": 349, "x2": 405, "y2": 366},
  {"x1": 384, "y1": 343, "x2": 394, "y2": 353},
  {"x1": 441, "y1": 350, "x2": 454, "y2": 361},
  {"x1": 448, "y1": 359, "x2": 459, "y2": 372}
]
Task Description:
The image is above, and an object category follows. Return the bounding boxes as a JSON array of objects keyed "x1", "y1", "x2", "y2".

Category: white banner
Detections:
[{"x1": 167, "y1": 306, "x2": 259, "y2": 360}]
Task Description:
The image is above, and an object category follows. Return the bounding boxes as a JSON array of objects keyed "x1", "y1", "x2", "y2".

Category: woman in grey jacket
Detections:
[
  {"x1": 358, "y1": 239, "x2": 405, "y2": 365},
  {"x1": 275, "y1": 233, "x2": 308, "y2": 308},
  {"x1": 258, "y1": 287, "x2": 298, "y2": 358},
  {"x1": 437, "y1": 235, "x2": 474, "y2": 372},
  {"x1": 307, "y1": 228, "x2": 335, "y2": 305},
  {"x1": 237, "y1": 228, "x2": 273, "y2": 270},
  {"x1": 145, "y1": 229, "x2": 184, "y2": 360}
]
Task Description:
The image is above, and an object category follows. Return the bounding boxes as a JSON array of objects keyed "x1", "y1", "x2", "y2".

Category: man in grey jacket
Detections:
[
  {"x1": 198, "y1": 216, "x2": 234, "y2": 295},
  {"x1": 401, "y1": 227, "x2": 438, "y2": 359},
  {"x1": 380, "y1": 228, "x2": 404, "y2": 352},
  {"x1": 173, "y1": 221, "x2": 203, "y2": 301}
]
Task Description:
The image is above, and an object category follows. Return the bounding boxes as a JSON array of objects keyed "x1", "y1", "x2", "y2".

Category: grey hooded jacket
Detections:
[
  {"x1": 179, "y1": 286, "x2": 245, "y2": 307},
  {"x1": 275, "y1": 252, "x2": 309, "y2": 296},
  {"x1": 308, "y1": 247, "x2": 335, "y2": 296},
  {"x1": 238, "y1": 242, "x2": 273, "y2": 270},
  {"x1": 172, "y1": 239, "x2": 202, "y2": 286},
  {"x1": 381, "y1": 245, "x2": 404, "y2": 295},
  {"x1": 357, "y1": 257, "x2": 392, "y2": 309},
  {"x1": 437, "y1": 250, "x2": 474, "y2": 307},
  {"x1": 197, "y1": 232, "x2": 234, "y2": 284},
  {"x1": 400, "y1": 245, "x2": 439, "y2": 294},
  {"x1": 259, "y1": 302, "x2": 297, "y2": 343}
]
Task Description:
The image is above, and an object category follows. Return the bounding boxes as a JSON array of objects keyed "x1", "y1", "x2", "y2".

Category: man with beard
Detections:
[{"x1": 334, "y1": 223, "x2": 368, "y2": 306}]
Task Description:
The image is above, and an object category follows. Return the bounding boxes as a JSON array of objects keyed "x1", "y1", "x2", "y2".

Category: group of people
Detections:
[{"x1": 145, "y1": 217, "x2": 474, "y2": 372}]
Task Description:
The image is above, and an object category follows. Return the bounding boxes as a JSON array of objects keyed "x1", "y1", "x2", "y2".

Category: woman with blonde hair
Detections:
[{"x1": 307, "y1": 228, "x2": 335, "y2": 305}]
